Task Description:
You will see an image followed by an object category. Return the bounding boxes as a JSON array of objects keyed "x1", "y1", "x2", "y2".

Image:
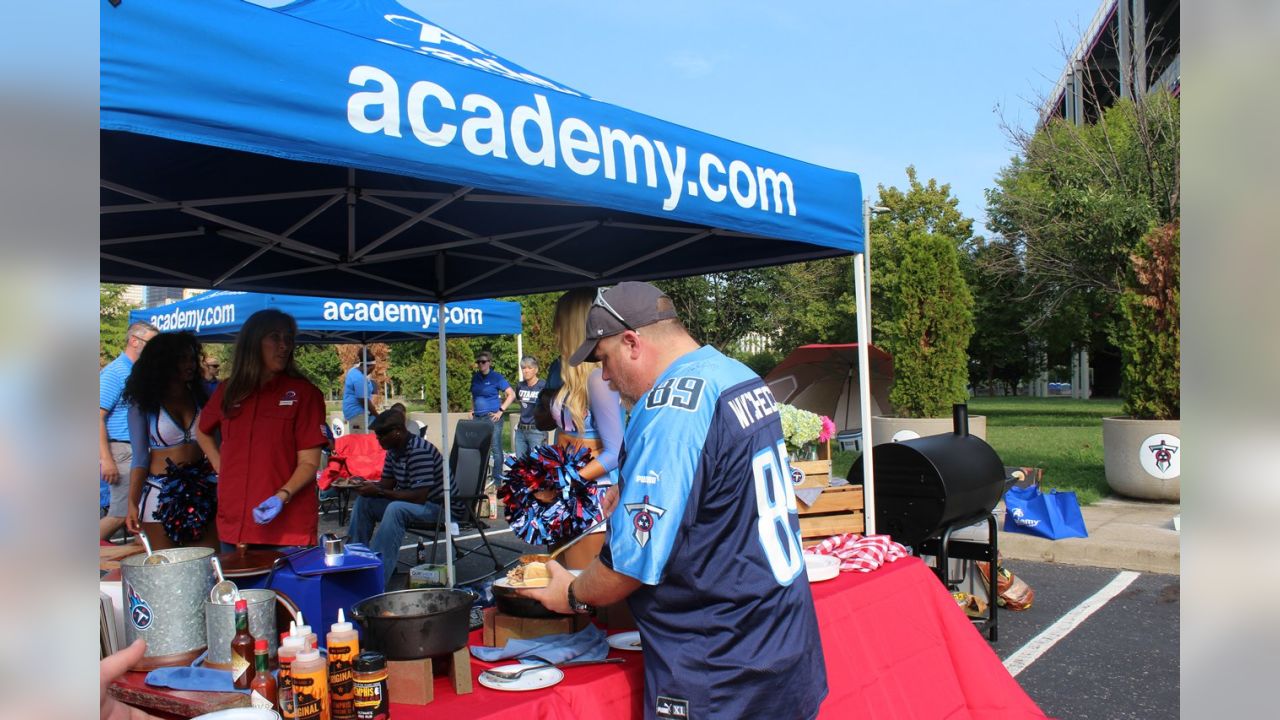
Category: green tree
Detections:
[
  {"x1": 100, "y1": 283, "x2": 133, "y2": 364},
  {"x1": 986, "y1": 92, "x2": 1179, "y2": 416},
  {"x1": 294, "y1": 345, "x2": 342, "y2": 397},
  {"x1": 966, "y1": 237, "x2": 1040, "y2": 394},
  {"x1": 1118, "y1": 222, "x2": 1179, "y2": 419},
  {"x1": 871, "y1": 166, "x2": 974, "y2": 344},
  {"x1": 878, "y1": 231, "x2": 974, "y2": 417}
]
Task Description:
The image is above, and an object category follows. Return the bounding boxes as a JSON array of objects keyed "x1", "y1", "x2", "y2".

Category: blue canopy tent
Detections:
[{"x1": 101, "y1": 0, "x2": 879, "y2": 580}]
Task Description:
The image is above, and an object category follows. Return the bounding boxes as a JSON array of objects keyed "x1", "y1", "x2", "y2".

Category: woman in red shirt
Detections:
[{"x1": 197, "y1": 310, "x2": 327, "y2": 549}]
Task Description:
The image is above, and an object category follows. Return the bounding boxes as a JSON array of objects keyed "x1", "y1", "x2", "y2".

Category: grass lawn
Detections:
[{"x1": 832, "y1": 396, "x2": 1123, "y2": 505}]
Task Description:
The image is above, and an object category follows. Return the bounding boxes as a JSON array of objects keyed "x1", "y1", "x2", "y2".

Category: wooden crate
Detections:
[
  {"x1": 797, "y1": 484, "x2": 864, "y2": 545},
  {"x1": 790, "y1": 440, "x2": 832, "y2": 490}
]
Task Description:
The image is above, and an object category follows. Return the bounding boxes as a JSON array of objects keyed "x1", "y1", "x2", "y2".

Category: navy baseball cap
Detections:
[{"x1": 568, "y1": 282, "x2": 678, "y2": 366}]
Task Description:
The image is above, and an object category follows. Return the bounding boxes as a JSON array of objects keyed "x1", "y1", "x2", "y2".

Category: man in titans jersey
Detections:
[{"x1": 521, "y1": 282, "x2": 826, "y2": 720}]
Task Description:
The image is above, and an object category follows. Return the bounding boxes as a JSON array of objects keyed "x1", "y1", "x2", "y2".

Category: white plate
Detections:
[
  {"x1": 804, "y1": 554, "x2": 840, "y2": 582},
  {"x1": 607, "y1": 630, "x2": 643, "y2": 651},
  {"x1": 478, "y1": 663, "x2": 565, "y2": 691}
]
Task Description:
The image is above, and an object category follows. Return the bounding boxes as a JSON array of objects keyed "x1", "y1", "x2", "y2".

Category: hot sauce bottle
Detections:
[
  {"x1": 326, "y1": 609, "x2": 360, "y2": 720},
  {"x1": 249, "y1": 638, "x2": 279, "y2": 711},
  {"x1": 230, "y1": 598, "x2": 256, "y2": 689}
]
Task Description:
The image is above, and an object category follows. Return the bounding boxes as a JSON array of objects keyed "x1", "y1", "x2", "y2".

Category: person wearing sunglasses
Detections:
[
  {"x1": 520, "y1": 282, "x2": 827, "y2": 720},
  {"x1": 470, "y1": 351, "x2": 515, "y2": 487},
  {"x1": 201, "y1": 354, "x2": 222, "y2": 397}
]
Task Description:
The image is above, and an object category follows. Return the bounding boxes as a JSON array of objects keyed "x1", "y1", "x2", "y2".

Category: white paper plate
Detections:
[
  {"x1": 804, "y1": 554, "x2": 840, "y2": 582},
  {"x1": 478, "y1": 663, "x2": 565, "y2": 691},
  {"x1": 607, "y1": 630, "x2": 643, "y2": 651},
  {"x1": 191, "y1": 709, "x2": 281, "y2": 720}
]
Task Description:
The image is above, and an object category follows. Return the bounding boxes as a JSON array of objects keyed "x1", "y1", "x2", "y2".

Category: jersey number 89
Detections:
[{"x1": 752, "y1": 440, "x2": 805, "y2": 585}]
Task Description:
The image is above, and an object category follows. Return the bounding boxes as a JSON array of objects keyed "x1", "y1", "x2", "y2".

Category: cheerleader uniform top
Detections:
[
  {"x1": 551, "y1": 368, "x2": 624, "y2": 485},
  {"x1": 128, "y1": 402, "x2": 202, "y2": 470}
]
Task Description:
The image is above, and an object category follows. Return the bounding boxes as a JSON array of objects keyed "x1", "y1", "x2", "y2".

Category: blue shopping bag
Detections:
[{"x1": 1003, "y1": 484, "x2": 1089, "y2": 540}]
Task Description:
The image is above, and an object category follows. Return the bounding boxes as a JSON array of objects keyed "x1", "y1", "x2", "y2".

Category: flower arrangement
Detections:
[{"x1": 778, "y1": 404, "x2": 827, "y2": 453}]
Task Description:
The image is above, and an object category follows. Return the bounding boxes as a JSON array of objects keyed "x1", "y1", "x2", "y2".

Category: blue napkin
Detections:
[
  {"x1": 471, "y1": 623, "x2": 608, "y2": 664},
  {"x1": 145, "y1": 666, "x2": 251, "y2": 694}
]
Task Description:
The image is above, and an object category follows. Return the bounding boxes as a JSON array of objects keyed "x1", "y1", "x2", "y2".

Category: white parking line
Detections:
[
  {"x1": 1004, "y1": 570, "x2": 1141, "y2": 677},
  {"x1": 398, "y1": 527, "x2": 515, "y2": 552}
]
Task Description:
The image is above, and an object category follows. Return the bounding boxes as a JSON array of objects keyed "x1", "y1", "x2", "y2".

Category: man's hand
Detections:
[
  {"x1": 355, "y1": 482, "x2": 383, "y2": 497},
  {"x1": 102, "y1": 453, "x2": 120, "y2": 484},
  {"x1": 101, "y1": 639, "x2": 160, "y2": 719},
  {"x1": 516, "y1": 560, "x2": 574, "y2": 614},
  {"x1": 490, "y1": 410, "x2": 503, "y2": 422},
  {"x1": 601, "y1": 484, "x2": 621, "y2": 517}
]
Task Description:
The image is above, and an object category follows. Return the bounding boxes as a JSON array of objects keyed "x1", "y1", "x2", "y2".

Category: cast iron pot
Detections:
[{"x1": 349, "y1": 588, "x2": 476, "y2": 660}]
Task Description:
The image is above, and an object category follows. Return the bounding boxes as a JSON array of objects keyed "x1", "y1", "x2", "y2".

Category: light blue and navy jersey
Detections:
[{"x1": 602, "y1": 345, "x2": 827, "y2": 720}]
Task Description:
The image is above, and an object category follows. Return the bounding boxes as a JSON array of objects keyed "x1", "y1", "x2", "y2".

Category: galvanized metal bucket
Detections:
[
  {"x1": 204, "y1": 588, "x2": 279, "y2": 669},
  {"x1": 120, "y1": 546, "x2": 216, "y2": 668}
]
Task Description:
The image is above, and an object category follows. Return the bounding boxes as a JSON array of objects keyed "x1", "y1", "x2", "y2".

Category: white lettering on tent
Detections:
[
  {"x1": 757, "y1": 167, "x2": 797, "y2": 216},
  {"x1": 354, "y1": 304, "x2": 370, "y2": 322},
  {"x1": 348, "y1": 66, "x2": 402, "y2": 138},
  {"x1": 511, "y1": 95, "x2": 556, "y2": 168},
  {"x1": 344, "y1": 65, "x2": 806, "y2": 220},
  {"x1": 559, "y1": 117, "x2": 600, "y2": 176},
  {"x1": 600, "y1": 128, "x2": 657, "y2": 187},
  {"x1": 340, "y1": 301, "x2": 355, "y2": 321},
  {"x1": 369, "y1": 301, "x2": 385, "y2": 322},
  {"x1": 424, "y1": 305, "x2": 436, "y2": 329},
  {"x1": 407, "y1": 80, "x2": 457, "y2": 147},
  {"x1": 655, "y1": 140, "x2": 686, "y2": 211},
  {"x1": 461, "y1": 94, "x2": 508, "y2": 158},
  {"x1": 385, "y1": 304, "x2": 400, "y2": 323},
  {"x1": 323, "y1": 301, "x2": 338, "y2": 321},
  {"x1": 700, "y1": 153, "x2": 728, "y2": 202},
  {"x1": 729, "y1": 160, "x2": 757, "y2": 209}
]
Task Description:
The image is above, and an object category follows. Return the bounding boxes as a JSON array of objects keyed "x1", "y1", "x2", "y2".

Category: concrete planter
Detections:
[
  {"x1": 1103, "y1": 417, "x2": 1180, "y2": 501},
  {"x1": 871, "y1": 415, "x2": 986, "y2": 443}
]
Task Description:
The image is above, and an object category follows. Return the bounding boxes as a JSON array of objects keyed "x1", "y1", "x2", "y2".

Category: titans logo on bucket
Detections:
[{"x1": 127, "y1": 582, "x2": 153, "y2": 631}]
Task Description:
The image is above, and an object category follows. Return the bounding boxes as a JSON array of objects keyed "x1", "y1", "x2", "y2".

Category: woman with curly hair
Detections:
[
  {"x1": 123, "y1": 331, "x2": 218, "y2": 550},
  {"x1": 197, "y1": 310, "x2": 327, "y2": 550}
]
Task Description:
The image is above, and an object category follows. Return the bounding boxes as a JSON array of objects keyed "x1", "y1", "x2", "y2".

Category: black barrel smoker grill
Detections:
[{"x1": 851, "y1": 404, "x2": 1007, "y2": 640}]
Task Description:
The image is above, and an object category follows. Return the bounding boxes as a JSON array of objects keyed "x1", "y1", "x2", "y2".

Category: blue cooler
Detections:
[{"x1": 263, "y1": 543, "x2": 384, "y2": 648}]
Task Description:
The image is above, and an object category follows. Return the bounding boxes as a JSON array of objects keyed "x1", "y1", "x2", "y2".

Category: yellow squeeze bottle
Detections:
[
  {"x1": 326, "y1": 609, "x2": 360, "y2": 720},
  {"x1": 289, "y1": 647, "x2": 329, "y2": 720}
]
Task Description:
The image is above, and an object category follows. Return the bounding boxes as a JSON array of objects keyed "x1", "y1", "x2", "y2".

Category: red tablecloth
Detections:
[{"x1": 396, "y1": 556, "x2": 1044, "y2": 719}]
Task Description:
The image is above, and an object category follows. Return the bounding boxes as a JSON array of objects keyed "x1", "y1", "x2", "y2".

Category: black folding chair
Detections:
[{"x1": 403, "y1": 419, "x2": 519, "y2": 583}]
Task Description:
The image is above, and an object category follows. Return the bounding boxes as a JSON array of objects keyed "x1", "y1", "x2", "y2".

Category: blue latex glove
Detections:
[{"x1": 253, "y1": 495, "x2": 283, "y2": 524}]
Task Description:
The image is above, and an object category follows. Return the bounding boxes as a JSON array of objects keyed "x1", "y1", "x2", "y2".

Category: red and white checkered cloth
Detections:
[{"x1": 805, "y1": 533, "x2": 910, "y2": 573}]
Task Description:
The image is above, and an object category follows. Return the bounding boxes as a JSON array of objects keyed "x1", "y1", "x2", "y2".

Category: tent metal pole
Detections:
[
  {"x1": 438, "y1": 300, "x2": 454, "y2": 587},
  {"x1": 853, "y1": 253, "x2": 876, "y2": 535}
]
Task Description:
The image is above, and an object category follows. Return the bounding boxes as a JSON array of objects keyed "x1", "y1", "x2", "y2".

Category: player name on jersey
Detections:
[{"x1": 725, "y1": 386, "x2": 780, "y2": 430}]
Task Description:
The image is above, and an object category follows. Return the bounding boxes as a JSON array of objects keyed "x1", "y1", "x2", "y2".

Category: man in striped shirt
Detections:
[{"x1": 347, "y1": 408, "x2": 447, "y2": 587}]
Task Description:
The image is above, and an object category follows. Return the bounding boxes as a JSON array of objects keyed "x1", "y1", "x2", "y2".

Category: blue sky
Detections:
[
  {"x1": 244, "y1": 0, "x2": 1102, "y2": 228},
  {"x1": 391, "y1": 0, "x2": 1104, "y2": 230}
]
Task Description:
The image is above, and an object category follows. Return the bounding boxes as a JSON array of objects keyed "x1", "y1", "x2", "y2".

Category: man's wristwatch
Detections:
[{"x1": 566, "y1": 580, "x2": 595, "y2": 616}]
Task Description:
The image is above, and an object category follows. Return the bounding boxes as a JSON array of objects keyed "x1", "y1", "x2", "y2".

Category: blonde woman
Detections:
[{"x1": 551, "y1": 288, "x2": 626, "y2": 553}]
